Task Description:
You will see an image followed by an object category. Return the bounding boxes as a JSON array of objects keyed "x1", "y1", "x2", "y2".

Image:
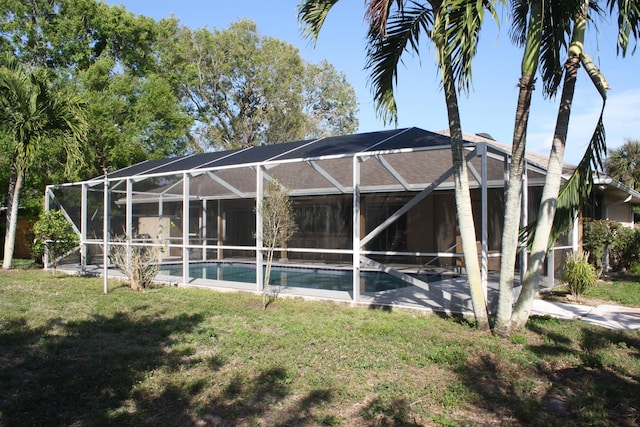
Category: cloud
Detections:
[{"x1": 526, "y1": 86, "x2": 640, "y2": 165}]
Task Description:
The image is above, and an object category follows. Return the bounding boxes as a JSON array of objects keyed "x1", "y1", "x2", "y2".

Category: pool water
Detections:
[{"x1": 157, "y1": 262, "x2": 412, "y2": 293}]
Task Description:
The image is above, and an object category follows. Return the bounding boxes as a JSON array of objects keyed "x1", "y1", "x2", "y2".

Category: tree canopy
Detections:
[
  {"x1": 605, "y1": 139, "x2": 640, "y2": 190},
  {"x1": 157, "y1": 19, "x2": 358, "y2": 151},
  {"x1": 0, "y1": 0, "x2": 359, "y2": 215}
]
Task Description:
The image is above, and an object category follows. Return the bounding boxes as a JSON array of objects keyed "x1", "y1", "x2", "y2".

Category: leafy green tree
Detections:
[
  {"x1": 158, "y1": 18, "x2": 358, "y2": 150},
  {"x1": 605, "y1": 139, "x2": 640, "y2": 190},
  {"x1": 0, "y1": 0, "x2": 192, "y2": 180},
  {"x1": 583, "y1": 218, "x2": 622, "y2": 275},
  {"x1": 76, "y1": 56, "x2": 192, "y2": 176},
  {"x1": 300, "y1": 0, "x2": 497, "y2": 330},
  {"x1": 32, "y1": 210, "x2": 79, "y2": 274},
  {"x1": 303, "y1": 60, "x2": 359, "y2": 139},
  {"x1": 0, "y1": 55, "x2": 87, "y2": 269},
  {"x1": 0, "y1": 0, "x2": 158, "y2": 72}
]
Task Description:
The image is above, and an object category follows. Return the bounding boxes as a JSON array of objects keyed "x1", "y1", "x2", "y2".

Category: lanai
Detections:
[{"x1": 47, "y1": 127, "x2": 570, "y2": 311}]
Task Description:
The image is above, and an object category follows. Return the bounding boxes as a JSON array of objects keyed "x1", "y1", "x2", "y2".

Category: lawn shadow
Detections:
[
  {"x1": 0, "y1": 307, "x2": 336, "y2": 426},
  {"x1": 185, "y1": 367, "x2": 333, "y2": 426},
  {"x1": 360, "y1": 396, "x2": 422, "y2": 426},
  {"x1": 453, "y1": 318, "x2": 640, "y2": 426},
  {"x1": 0, "y1": 310, "x2": 204, "y2": 425}
]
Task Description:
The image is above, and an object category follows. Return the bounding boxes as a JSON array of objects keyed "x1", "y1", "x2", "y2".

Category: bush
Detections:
[
  {"x1": 582, "y1": 219, "x2": 621, "y2": 276},
  {"x1": 561, "y1": 251, "x2": 597, "y2": 300},
  {"x1": 32, "y1": 210, "x2": 79, "y2": 274},
  {"x1": 610, "y1": 227, "x2": 640, "y2": 271},
  {"x1": 109, "y1": 236, "x2": 162, "y2": 291}
]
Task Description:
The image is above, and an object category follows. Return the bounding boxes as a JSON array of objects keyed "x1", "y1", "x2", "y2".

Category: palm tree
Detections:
[
  {"x1": 0, "y1": 55, "x2": 87, "y2": 269},
  {"x1": 494, "y1": 0, "x2": 584, "y2": 335},
  {"x1": 299, "y1": 0, "x2": 497, "y2": 329},
  {"x1": 605, "y1": 139, "x2": 640, "y2": 190},
  {"x1": 511, "y1": 0, "x2": 640, "y2": 330}
]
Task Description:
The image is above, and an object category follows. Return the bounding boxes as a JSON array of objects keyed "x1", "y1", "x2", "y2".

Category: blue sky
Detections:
[{"x1": 105, "y1": 0, "x2": 640, "y2": 165}]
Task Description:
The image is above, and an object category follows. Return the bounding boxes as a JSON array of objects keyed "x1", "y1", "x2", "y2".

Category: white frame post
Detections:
[
  {"x1": 520, "y1": 161, "x2": 528, "y2": 286},
  {"x1": 103, "y1": 174, "x2": 109, "y2": 294},
  {"x1": 80, "y1": 183, "x2": 88, "y2": 274},
  {"x1": 352, "y1": 156, "x2": 361, "y2": 302},
  {"x1": 182, "y1": 173, "x2": 190, "y2": 285},
  {"x1": 256, "y1": 166, "x2": 264, "y2": 292},
  {"x1": 202, "y1": 199, "x2": 207, "y2": 261},
  {"x1": 126, "y1": 179, "x2": 133, "y2": 264},
  {"x1": 480, "y1": 144, "x2": 488, "y2": 297},
  {"x1": 43, "y1": 187, "x2": 51, "y2": 269}
]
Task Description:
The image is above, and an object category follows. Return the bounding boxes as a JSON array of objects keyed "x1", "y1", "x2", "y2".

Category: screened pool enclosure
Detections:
[{"x1": 46, "y1": 127, "x2": 576, "y2": 307}]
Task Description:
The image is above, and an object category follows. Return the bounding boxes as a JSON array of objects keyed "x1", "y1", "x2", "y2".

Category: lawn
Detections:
[
  {"x1": 544, "y1": 273, "x2": 640, "y2": 307},
  {"x1": 1, "y1": 270, "x2": 639, "y2": 426}
]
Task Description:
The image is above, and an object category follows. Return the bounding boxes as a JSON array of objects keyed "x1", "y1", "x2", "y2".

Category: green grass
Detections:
[
  {"x1": 585, "y1": 275, "x2": 640, "y2": 306},
  {"x1": 550, "y1": 274, "x2": 640, "y2": 306},
  {"x1": 1, "y1": 270, "x2": 639, "y2": 426}
]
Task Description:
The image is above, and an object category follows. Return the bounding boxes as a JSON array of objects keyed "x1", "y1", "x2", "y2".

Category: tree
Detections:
[
  {"x1": 495, "y1": 0, "x2": 584, "y2": 334},
  {"x1": 0, "y1": 0, "x2": 192, "y2": 182},
  {"x1": 0, "y1": 0, "x2": 158, "y2": 72},
  {"x1": 258, "y1": 179, "x2": 297, "y2": 309},
  {"x1": 300, "y1": 0, "x2": 496, "y2": 329},
  {"x1": 303, "y1": 60, "x2": 359, "y2": 139},
  {"x1": 0, "y1": 55, "x2": 87, "y2": 269},
  {"x1": 605, "y1": 139, "x2": 640, "y2": 190},
  {"x1": 76, "y1": 56, "x2": 192, "y2": 176},
  {"x1": 32, "y1": 209, "x2": 79, "y2": 275},
  {"x1": 157, "y1": 18, "x2": 359, "y2": 151},
  {"x1": 109, "y1": 235, "x2": 162, "y2": 291},
  {"x1": 510, "y1": 0, "x2": 639, "y2": 331}
]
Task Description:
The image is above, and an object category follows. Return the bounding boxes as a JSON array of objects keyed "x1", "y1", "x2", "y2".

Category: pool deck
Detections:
[
  {"x1": 55, "y1": 263, "x2": 640, "y2": 330},
  {"x1": 57, "y1": 261, "x2": 521, "y2": 317}
]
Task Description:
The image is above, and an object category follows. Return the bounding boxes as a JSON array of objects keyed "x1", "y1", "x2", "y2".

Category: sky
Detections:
[{"x1": 104, "y1": 0, "x2": 640, "y2": 165}]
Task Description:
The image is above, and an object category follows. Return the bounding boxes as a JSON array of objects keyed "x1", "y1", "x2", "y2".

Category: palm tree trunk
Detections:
[
  {"x1": 511, "y1": 2, "x2": 587, "y2": 329},
  {"x1": 3, "y1": 158, "x2": 24, "y2": 270},
  {"x1": 494, "y1": 75, "x2": 535, "y2": 334},
  {"x1": 443, "y1": 68, "x2": 489, "y2": 330},
  {"x1": 494, "y1": 0, "x2": 543, "y2": 335}
]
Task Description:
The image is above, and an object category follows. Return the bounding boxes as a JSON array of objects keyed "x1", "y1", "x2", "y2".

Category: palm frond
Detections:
[
  {"x1": 607, "y1": 0, "x2": 640, "y2": 56},
  {"x1": 523, "y1": 48, "x2": 609, "y2": 248},
  {"x1": 365, "y1": 0, "x2": 405, "y2": 36},
  {"x1": 539, "y1": 0, "x2": 581, "y2": 97},
  {"x1": 509, "y1": 0, "x2": 530, "y2": 46},
  {"x1": 298, "y1": 0, "x2": 341, "y2": 42},
  {"x1": 365, "y1": 2, "x2": 435, "y2": 124},
  {"x1": 435, "y1": 0, "x2": 503, "y2": 94},
  {"x1": 0, "y1": 57, "x2": 87, "y2": 174},
  {"x1": 549, "y1": 112, "x2": 605, "y2": 243}
]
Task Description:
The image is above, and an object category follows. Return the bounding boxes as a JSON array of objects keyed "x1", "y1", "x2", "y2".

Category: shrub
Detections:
[
  {"x1": 32, "y1": 210, "x2": 79, "y2": 274},
  {"x1": 561, "y1": 251, "x2": 597, "y2": 300},
  {"x1": 109, "y1": 236, "x2": 162, "y2": 291},
  {"x1": 257, "y1": 179, "x2": 296, "y2": 309},
  {"x1": 610, "y1": 227, "x2": 640, "y2": 271},
  {"x1": 582, "y1": 219, "x2": 621, "y2": 276}
]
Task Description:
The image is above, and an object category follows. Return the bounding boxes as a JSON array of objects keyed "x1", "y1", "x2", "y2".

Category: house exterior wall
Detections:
[{"x1": 603, "y1": 194, "x2": 635, "y2": 227}]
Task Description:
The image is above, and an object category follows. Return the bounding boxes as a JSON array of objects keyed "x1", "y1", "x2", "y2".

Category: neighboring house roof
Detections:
[
  {"x1": 451, "y1": 130, "x2": 640, "y2": 209},
  {"x1": 594, "y1": 175, "x2": 640, "y2": 205}
]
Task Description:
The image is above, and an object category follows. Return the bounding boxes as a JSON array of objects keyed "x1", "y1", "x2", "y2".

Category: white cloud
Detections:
[{"x1": 525, "y1": 86, "x2": 640, "y2": 165}]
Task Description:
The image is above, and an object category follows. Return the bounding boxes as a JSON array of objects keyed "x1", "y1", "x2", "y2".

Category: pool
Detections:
[{"x1": 157, "y1": 262, "x2": 413, "y2": 293}]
